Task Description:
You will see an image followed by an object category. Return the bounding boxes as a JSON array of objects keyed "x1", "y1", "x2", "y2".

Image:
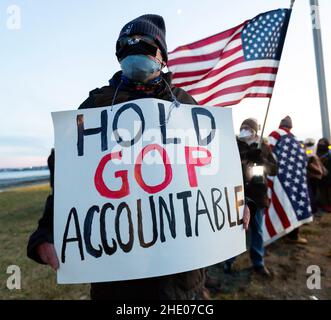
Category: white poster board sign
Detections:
[{"x1": 52, "y1": 98, "x2": 246, "y2": 284}]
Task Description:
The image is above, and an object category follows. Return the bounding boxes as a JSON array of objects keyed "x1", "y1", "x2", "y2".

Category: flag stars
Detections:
[
  {"x1": 298, "y1": 200, "x2": 305, "y2": 207},
  {"x1": 300, "y1": 192, "x2": 307, "y2": 198},
  {"x1": 275, "y1": 133, "x2": 311, "y2": 219},
  {"x1": 243, "y1": 9, "x2": 287, "y2": 61}
]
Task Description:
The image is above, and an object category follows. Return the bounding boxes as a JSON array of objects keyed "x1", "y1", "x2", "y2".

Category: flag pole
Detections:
[
  {"x1": 290, "y1": 0, "x2": 295, "y2": 9},
  {"x1": 258, "y1": 0, "x2": 295, "y2": 148},
  {"x1": 258, "y1": 98, "x2": 272, "y2": 148},
  {"x1": 310, "y1": 0, "x2": 330, "y2": 141}
]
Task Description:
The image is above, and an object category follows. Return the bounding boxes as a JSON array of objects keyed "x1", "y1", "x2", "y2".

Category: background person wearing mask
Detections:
[
  {"x1": 275, "y1": 116, "x2": 308, "y2": 245},
  {"x1": 223, "y1": 118, "x2": 278, "y2": 277},
  {"x1": 304, "y1": 138, "x2": 327, "y2": 216},
  {"x1": 27, "y1": 14, "x2": 249, "y2": 300},
  {"x1": 316, "y1": 138, "x2": 331, "y2": 213}
]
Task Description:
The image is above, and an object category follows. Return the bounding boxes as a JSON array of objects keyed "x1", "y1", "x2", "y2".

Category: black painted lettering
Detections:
[
  {"x1": 159, "y1": 194, "x2": 176, "y2": 242},
  {"x1": 61, "y1": 207, "x2": 84, "y2": 263},
  {"x1": 100, "y1": 203, "x2": 117, "y2": 256},
  {"x1": 137, "y1": 198, "x2": 158, "y2": 248},
  {"x1": 176, "y1": 191, "x2": 193, "y2": 237},
  {"x1": 211, "y1": 188, "x2": 225, "y2": 231},
  {"x1": 113, "y1": 103, "x2": 145, "y2": 147},
  {"x1": 77, "y1": 110, "x2": 108, "y2": 156},
  {"x1": 158, "y1": 103, "x2": 181, "y2": 144},
  {"x1": 84, "y1": 205, "x2": 103, "y2": 258},
  {"x1": 191, "y1": 108, "x2": 216, "y2": 146},
  {"x1": 195, "y1": 189, "x2": 215, "y2": 236},
  {"x1": 115, "y1": 202, "x2": 134, "y2": 252},
  {"x1": 234, "y1": 185, "x2": 244, "y2": 225},
  {"x1": 225, "y1": 187, "x2": 236, "y2": 227}
]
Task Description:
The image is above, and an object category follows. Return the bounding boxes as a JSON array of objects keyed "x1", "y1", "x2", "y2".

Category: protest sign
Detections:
[{"x1": 52, "y1": 98, "x2": 246, "y2": 284}]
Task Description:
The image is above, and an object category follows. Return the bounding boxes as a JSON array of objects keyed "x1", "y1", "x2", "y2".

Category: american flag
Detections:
[
  {"x1": 168, "y1": 9, "x2": 291, "y2": 107},
  {"x1": 264, "y1": 129, "x2": 313, "y2": 245}
]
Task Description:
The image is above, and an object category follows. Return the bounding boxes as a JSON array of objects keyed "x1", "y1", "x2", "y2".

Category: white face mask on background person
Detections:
[{"x1": 238, "y1": 129, "x2": 254, "y2": 139}]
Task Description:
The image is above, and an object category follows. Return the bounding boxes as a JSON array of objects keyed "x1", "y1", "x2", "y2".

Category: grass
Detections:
[
  {"x1": 0, "y1": 184, "x2": 89, "y2": 299},
  {"x1": 1, "y1": 184, "x2": 330, "y2": 300}
]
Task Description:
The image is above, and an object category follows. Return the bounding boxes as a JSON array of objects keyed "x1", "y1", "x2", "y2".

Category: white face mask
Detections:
[{"x1": 238, "y1": 129, "x2": 253, "y2": 139}]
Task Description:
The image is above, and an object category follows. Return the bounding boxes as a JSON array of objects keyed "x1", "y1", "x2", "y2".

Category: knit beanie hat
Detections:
[
  {"x1": 116, "y1": 14, "x2": 168, "y2": 62},
  {"x1": 279, "y1": 116, "x2": 293, "y2": 129},
  {"x1": 304, "y1": 138, "x2": 315, "y2": 147},
  {"x1": 241, "y1": 118, "x2": 259, "y2": 133}
]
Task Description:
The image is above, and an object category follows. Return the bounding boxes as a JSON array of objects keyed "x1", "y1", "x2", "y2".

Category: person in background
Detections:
[
  {"x1": 275, "y1": 116, "x2": 308, "y2": 245},
  {"x1": 316, "y1": 138, "x2": 331, "y2": 213},
  {"x1": 304, "y1": 138, "x2": 327, "y2": 216},
  {"x1": 223, "y1": 118, "x2": 277, "y2": 277}
]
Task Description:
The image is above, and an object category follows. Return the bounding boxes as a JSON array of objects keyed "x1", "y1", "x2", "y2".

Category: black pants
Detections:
[
  {"x1": 287, "y1": 228, "x2": 299, "y2": 240},
  {"x1": 308, "y1": 178, "x2": 319, "y2": 214}
]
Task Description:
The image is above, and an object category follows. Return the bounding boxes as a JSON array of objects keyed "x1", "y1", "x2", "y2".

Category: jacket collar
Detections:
[{"x1": 109, "y1": 71, "x2": 174, "y2": 89}]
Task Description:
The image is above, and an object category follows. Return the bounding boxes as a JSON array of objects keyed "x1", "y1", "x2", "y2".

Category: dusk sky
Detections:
[{"x1": 0, "y1": 0, "x2": 330, "y2": 168}]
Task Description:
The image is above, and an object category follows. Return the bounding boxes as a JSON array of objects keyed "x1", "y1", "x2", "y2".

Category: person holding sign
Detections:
[{"x1": 27, "y1": 14, "x2": 250, "y2": 300}]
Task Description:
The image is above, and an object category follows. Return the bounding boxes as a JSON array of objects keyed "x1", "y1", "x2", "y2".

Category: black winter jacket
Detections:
[
  {"x1": 238, "y1": 138, "x2": 278, "y2": 209},
  {"x1": 27, "y1": 71, "x2": 205, "y2": 300}
]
